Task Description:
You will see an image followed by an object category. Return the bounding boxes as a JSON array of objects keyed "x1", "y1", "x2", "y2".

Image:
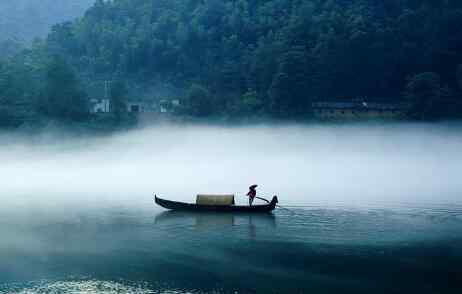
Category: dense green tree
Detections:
[
  {"x1": 0, "y1": 40, "x2": 23, "y2": 61},
  {"x1": 186, "y1": 84, "x2": 214, "y2": 117},
  {"x1": 457, "y1": 65, "x2": 462, "y2": 91},
  {"x1": 269, "y1": 47, "x2": 312, "y2": 117},
  {"x1": 405, "y1": 72, "x2": 442, "y2": 120},
  {"x1": 0, "y1": 60, "x2": 36, "y2": 127},
  {"x1": 38, "y1": 56, "x2": 88, "y2": 121},
  {"x1": 110, "y1": 79, "x2": 128, "y2": 123},
  {"x1": 240, "y1": 89, "x2": 262, "y2": 114}
]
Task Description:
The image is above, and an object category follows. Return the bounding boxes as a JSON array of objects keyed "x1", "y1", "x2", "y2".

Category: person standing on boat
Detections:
[{"x1": 247, "y1": 184, "x2": 257, "y2": 206}]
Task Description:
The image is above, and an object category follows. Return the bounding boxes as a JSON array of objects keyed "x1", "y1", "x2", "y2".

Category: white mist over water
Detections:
[{"x1": 1, "y1": 123, "x2": 462, "y2": 209}]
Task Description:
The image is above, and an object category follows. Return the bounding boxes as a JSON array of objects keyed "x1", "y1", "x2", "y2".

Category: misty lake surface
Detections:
[{"x1": 1, "y1": 124, "x2": 462, "y2": 293}]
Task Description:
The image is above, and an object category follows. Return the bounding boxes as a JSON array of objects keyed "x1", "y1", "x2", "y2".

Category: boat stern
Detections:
[{"x1": 271, "y1": 196, "x2": 279, "y2": 205}]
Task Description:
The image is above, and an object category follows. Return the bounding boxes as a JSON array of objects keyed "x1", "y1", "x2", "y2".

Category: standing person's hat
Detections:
[{"x1": 249, "y1": 184, "x2": 258, "y2": 189}]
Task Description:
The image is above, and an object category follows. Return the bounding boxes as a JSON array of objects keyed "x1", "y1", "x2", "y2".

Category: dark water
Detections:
[{"x1": 1, "y1": 202, "x2": 461, "y2": 294}]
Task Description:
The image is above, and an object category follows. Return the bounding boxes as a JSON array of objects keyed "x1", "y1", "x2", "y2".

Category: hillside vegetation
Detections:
[{"x1": 1, "y1": 0, "x2": 462, "y2": 127}]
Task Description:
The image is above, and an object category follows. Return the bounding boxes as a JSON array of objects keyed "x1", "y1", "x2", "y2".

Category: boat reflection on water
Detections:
[{"x1": 154, "y1": 211, "x2": 276, "y2": 238}]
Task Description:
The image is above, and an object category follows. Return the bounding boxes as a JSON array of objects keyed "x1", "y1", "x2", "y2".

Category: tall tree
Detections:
[
  {"x1": 405, "y1": 72, "x2": 442, "y2": 120},
  {"x1": 186, "y1": 84, "x2": 214, "y2": 117},
  {"x1": 39, "y1": 56, "x2": 88, "y2": 121},
  {"x1": 110, "y1": 79, "x2": 128, "y2": 123},
  {"x1": 269, "y1": 46, "x2": 311, "y2": 117},
  {"x1": 457, "y1": 64, "x2": 462, "y2": 91}
]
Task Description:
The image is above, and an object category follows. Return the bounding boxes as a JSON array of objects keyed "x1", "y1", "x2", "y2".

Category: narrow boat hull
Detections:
[{"x1": 154, "y1": 195, "x2": 278, "y2": 213}]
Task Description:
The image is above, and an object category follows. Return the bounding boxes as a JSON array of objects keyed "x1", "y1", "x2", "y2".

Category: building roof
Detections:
[{"x1": 312, "y1": 101, "x2": 411, "y2": 110}]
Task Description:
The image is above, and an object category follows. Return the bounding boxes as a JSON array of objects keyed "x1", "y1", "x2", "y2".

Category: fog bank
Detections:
[{"x1": 1, "y1": 123, "x2": 461, "y2": 209}]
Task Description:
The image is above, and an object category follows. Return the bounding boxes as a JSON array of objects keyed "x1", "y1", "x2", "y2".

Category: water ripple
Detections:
[{"x1": 1, "y1": 280, "x2": 213, "y2": 294}]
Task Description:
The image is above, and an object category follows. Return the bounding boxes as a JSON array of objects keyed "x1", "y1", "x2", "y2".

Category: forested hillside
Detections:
[
  {"x1": 1, "y1": 0, "x2": 462, "y2": 127},
  {"x1": 0, "y1": 0, "x2": 94, "y2": 43}
]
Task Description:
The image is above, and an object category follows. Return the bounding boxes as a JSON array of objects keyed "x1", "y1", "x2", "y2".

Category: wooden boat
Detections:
[{"x1": 154, "y1": 195, "x2": 278, "y2": 213}]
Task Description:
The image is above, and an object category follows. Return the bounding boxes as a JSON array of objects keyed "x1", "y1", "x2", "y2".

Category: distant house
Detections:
[
  {"x1": 171, "y1": 99, "x2": 180, "y2": 107},
  {"x1": 126, "y1": 101, "x2": 143, "y2": 113},
  {"x1": 312, "y1": 101, "x2": 410, "y2": 120},
  {"x1": 90, "y1": 98, "x2": 110, "y2": 113},
  {"x1": 160, "y1": 99, "x2": 181, "y2": 113},
  {"x1": 90, "y1": 98, "x2": 181, "y2": 114},
  {"x1": 126, "y1": 101, "x2": 158, "y2": 113}
]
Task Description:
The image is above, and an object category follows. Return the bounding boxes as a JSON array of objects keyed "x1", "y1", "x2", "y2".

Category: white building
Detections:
[
  {"x1": 160, "y1": 99, "x2": 181, "y2": 113},
  {"x1": 90, "y1": 99, "x2": 110, "y2": 113},
  {"x1": 90, "y1": 98, "x2": 180, "y2": 114}
]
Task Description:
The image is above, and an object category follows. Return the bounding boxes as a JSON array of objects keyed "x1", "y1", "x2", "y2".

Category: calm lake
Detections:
[
  {"x1": 1, "y1": 124, "x2": 462, "y2": 293},
  {"x1": 1, "y1": 202, "x2": 461, "y2": 294}
]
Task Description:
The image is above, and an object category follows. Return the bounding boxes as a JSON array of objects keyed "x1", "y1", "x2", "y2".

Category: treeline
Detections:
[{"x1": 2, "y1": 0, "x2": 462, "y2": 127}]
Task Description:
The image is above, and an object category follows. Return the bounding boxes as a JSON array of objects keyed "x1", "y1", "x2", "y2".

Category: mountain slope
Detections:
[{"x1": 0, "y1": 0, "x2": 94, "y2": 42}]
